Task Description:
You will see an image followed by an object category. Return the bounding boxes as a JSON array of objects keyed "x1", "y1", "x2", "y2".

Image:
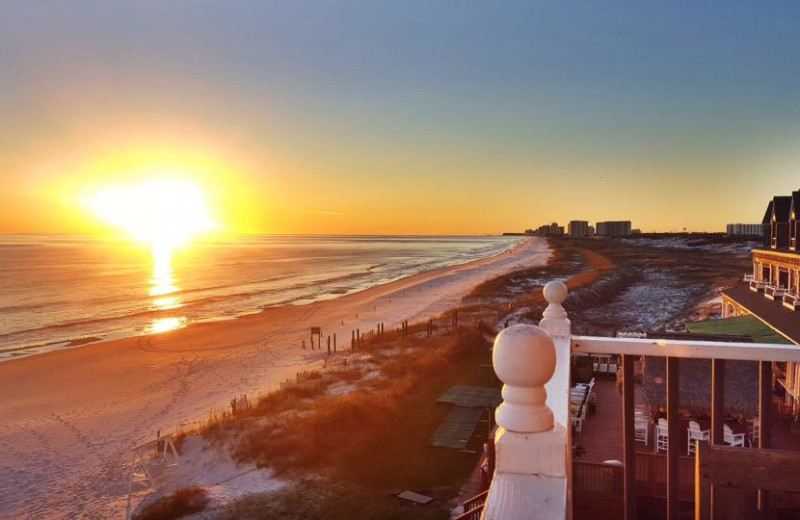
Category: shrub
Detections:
[{"x1": 133, "y1": 487, "x2": 209, "y2": 520}]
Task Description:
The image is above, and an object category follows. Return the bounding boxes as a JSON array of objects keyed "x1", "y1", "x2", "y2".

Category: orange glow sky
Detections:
[{"x1": 2, "y1": 3, "x2": 800, "y2": 235}]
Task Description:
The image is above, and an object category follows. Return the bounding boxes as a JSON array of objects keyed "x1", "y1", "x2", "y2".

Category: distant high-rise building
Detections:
[
  {"x1": 532, "y1": 222, "x2": 564, "y2": 236},
  {"x1": 595, "y1": 221, "x2": 632, "y2": 237},
  {"x1": 726, "y1": 223, "x2": 764, "y2": 237},
  {"x1": 568, "y1": 220, "x2": 589, "y2": 237}
]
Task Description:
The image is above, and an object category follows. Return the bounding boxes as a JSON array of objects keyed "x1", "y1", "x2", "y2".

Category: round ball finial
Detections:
[
  {"x1": 492, "y1": 324, "x2": 556, "y2": 433},
  {"x1": 543, "y1": 280, "x2": 568, "y2": 304},
  {"x1": 493, "y1": 324, "x2": 556, "y2": 390}
]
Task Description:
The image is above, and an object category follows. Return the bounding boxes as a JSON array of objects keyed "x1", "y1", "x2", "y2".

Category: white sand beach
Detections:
[{"x1": 0, "y1": 237, "x2": 549, "y2": 519}]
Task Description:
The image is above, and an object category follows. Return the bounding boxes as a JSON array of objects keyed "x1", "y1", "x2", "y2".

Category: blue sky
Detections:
[{"x1": 2, "y1": 1, "x2": 800, "y2": 233}]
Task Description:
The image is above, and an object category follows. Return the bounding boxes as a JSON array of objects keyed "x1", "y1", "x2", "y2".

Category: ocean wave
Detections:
[{"x1": 0, "y1": 235, "x2": 522, "y2": 351}]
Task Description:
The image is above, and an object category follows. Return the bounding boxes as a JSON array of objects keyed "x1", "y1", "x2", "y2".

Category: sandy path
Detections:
[{"x1": 0, "y1": 237, "x2": 549, "y2": 519}]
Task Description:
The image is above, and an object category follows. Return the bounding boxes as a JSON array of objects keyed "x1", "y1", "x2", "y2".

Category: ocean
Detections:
[{"x1": 0, "y1": 234, "x2": 521, "y2": 357}]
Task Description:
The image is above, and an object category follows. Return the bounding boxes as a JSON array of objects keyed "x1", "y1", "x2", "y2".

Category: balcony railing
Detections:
[
  {"x1": 749, "y1": 279, "x2": 768, "y2": 292},
  {"x1": 456, "y1": 490, "x2": 489, "y2": 520},
  {"x1": 765, "y1": 284, "x2": 787, "y2": 300},
  {"x1": 783, "y1": 291, "x2": 800, "y2": 311},
  {"x1": 743, "y1": 274, "x2": 755, "y2": 283},
  {"x1": 479, "y1": 281, "x2": 800, "y2": 520}
]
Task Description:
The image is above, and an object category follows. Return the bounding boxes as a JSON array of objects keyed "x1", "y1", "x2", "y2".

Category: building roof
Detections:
[
  {"x1": 772, "y1": 196, "x2": 792, "y2": 222},
  {"x1": 762, "y1": 200, "x2": 774, "y2": 224},
  {"x1": 686, "y1": 315, "x2": 791, "y2": 344},
  {"x1": 640, "y1": 319, "x2": 789, "y2": 416},
  {"x1": 722, "y1": 284, "x2": 800, "y2": 344},
  {"x1": 642, "y1": 356, "x2": 759, "y2": 415}
]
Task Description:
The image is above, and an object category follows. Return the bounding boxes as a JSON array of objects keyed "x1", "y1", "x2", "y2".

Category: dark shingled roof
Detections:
[
  {"x1": 773, "y1": 196, "x2": 792, "y2": 222},
  {"x1": 642, "y1": 356, "x2": 759, "y2": 416},
  {"x1": 722, "y1": 283, "x2": 800, "y2": 345},
  {"x1": 763, "y1": 200, "x2": 775, "y2": 224},
  {"x1": 639, "y1": 327, "x2": 784, "y2": 416}
]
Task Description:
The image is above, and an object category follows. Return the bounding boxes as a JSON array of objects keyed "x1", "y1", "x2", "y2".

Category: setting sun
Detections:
[
  {"x1": 90, "y1": 177, "x2": 215, "y2": 334},
  {"x1": 90, "y1": 178, "x2": 215, "y2": 248}
]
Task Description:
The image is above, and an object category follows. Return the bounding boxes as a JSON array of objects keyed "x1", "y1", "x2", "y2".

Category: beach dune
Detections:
[{"x1": 0, "y1": 237, "x2": 549, "y2": 519}]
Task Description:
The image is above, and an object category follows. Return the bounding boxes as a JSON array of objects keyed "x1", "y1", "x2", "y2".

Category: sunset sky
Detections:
[{"x1": 2, "y1": 1, "x2": 800, "y2": 235}]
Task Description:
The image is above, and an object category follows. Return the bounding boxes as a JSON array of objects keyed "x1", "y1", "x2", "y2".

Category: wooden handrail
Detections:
[
  {"x1": 572, "y1": 336, "x2": 800, "y2": 363},
  {"x1": 575, "y1": 455, "x2": 695, "y2": 500},
  {"x1": 696, "y1": 443, "x2": 800, "y2": 519},
  {"x1": 454, "y1": 504, "x2": 484, "y2": 520},
  {"x1": 462, "y1": 489, "x2": 489, "y2": 511}
]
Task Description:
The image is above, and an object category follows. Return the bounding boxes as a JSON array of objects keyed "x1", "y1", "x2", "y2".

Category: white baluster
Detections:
[{"x1": 481, "y1": 324, "x2": 568, "y2": 520}]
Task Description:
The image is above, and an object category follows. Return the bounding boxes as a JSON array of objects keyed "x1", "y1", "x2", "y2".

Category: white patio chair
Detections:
[
  {"x1": 687, "y1": 421, "x2": 709, "y2": 455},
  {"x1": 570, "y1": 388, "x2": 586, "y2": 404},
  {"x1": 635, "y1": 415, "x2": 649, "y2": 446},
  {"x1": 724, "y1": 424, "x2": 746, "y2": 447},
  {"x1": 656, "y1": 418, "x2": 668, "y2": 453}
]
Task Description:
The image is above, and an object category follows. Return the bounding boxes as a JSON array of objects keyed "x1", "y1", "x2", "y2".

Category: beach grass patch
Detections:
[{"x1": 224, "y1": 328, "x2": 496, "y2": 519}]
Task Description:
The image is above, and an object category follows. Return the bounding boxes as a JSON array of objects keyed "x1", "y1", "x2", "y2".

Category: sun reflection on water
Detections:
[
  {"x1": 151, "y1": 316, "x2": 186, "y2": 333},
  {"x1": 149, "y1": 243, "x2": 186, "y2": 333},
  {"x1": 150, "y1": 243, "x2": 178, "y2": 298},
  {"x1": 89, "y1": 177, "x2": 216, "y2": 335}
]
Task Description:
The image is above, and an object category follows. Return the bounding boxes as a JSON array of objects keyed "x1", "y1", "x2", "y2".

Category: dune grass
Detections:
[
  {"x1": 234, "y1": 329, "x2": 493, "y2": 475},
  {"x1": 214, "y1": 328, "x2": 497, "y2": 519}
]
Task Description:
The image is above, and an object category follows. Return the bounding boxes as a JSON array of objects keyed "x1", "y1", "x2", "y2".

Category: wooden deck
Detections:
[
  {"x1": 576, "y1": 378, "x2": 800, "y2": 462},
  {"x1": 454, "y1": 377, "x2": 800, "y2": 519},
  {"x1": 573, "y1": 378, "x2": 800, "y2": 519}
]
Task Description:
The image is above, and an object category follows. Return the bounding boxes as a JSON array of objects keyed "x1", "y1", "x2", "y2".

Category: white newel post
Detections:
[
  {"x1": 539, "y1": 281, "x2": 573, "y2": 519},
  {"x1": 539, "y1": 281, "x2": 572, "y2": 428},
  {"x1": 481, "y1": 322, "x2": 568, "y2": 520}
]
